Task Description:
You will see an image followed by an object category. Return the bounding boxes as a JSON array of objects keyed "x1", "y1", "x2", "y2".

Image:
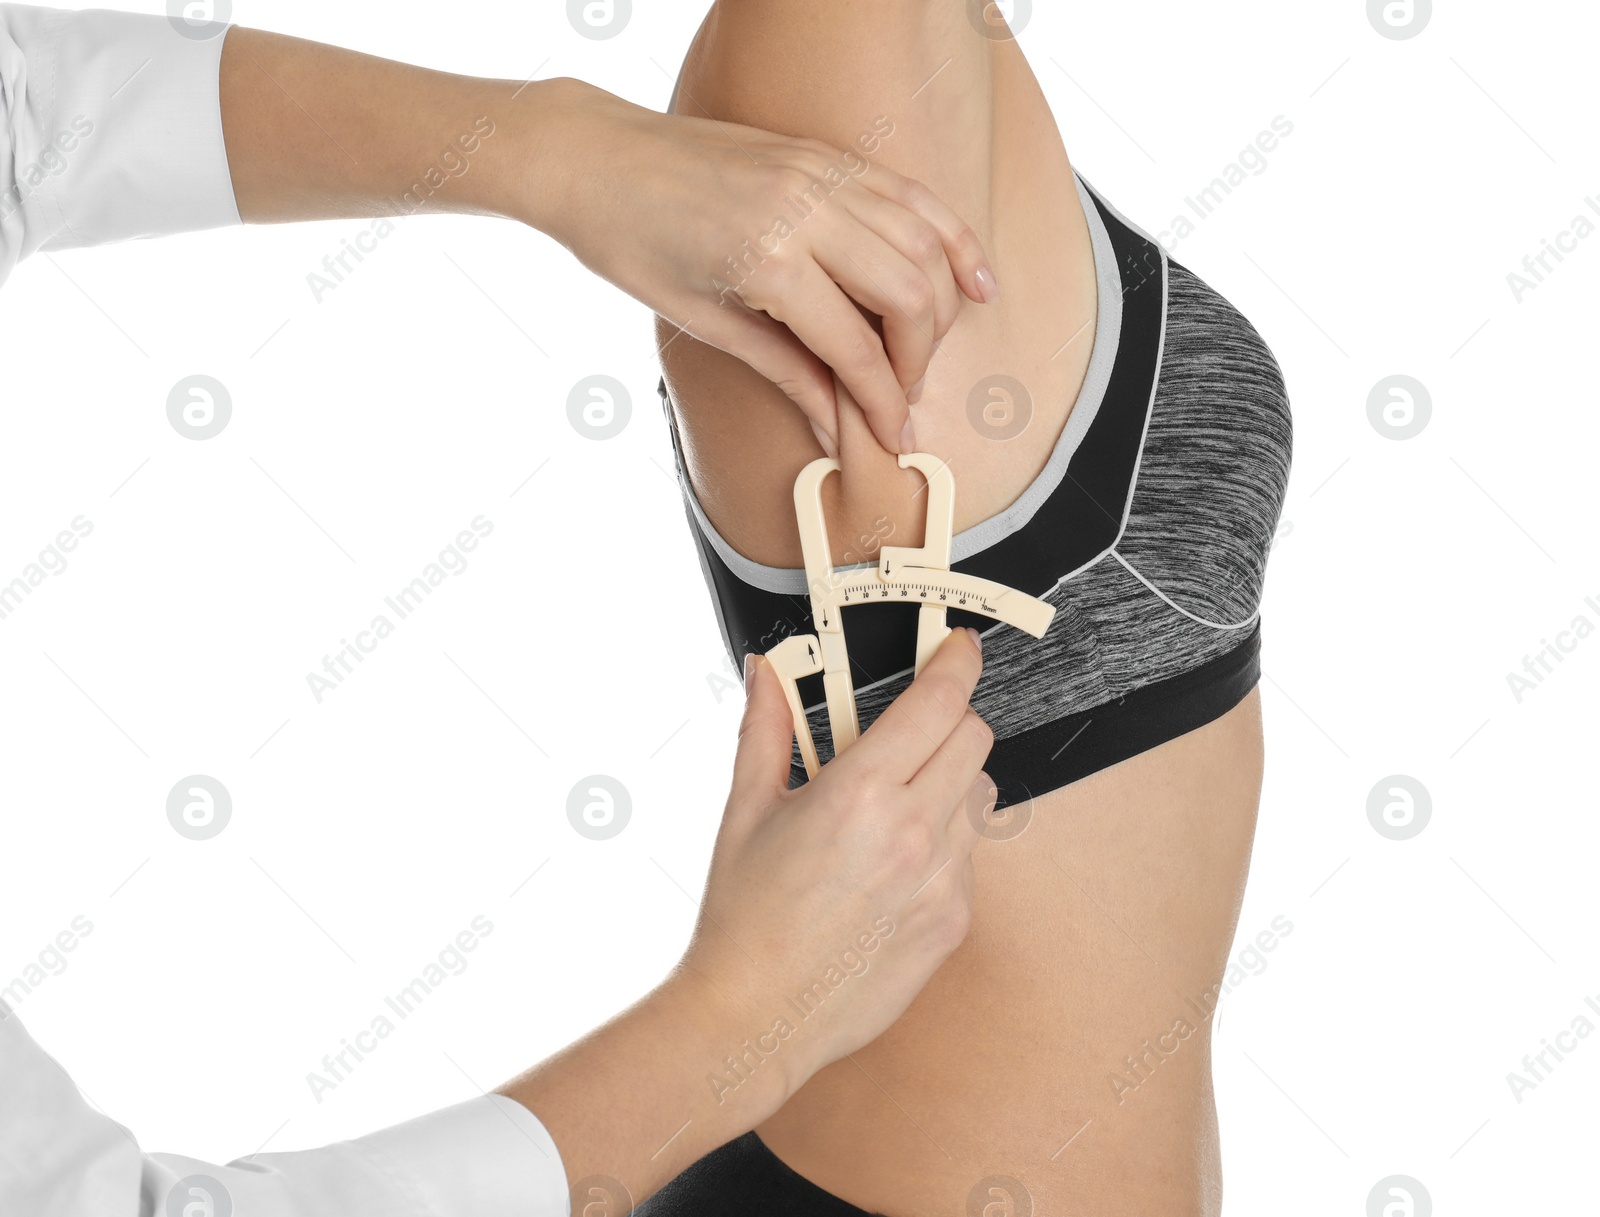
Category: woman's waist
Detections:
[{"x1": 756, "y1": 1025, "x2": 1223, "y2": 1216}]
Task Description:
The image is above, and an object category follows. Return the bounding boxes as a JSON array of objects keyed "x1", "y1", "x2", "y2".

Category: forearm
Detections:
[
  {"x1": 211, "y1": 23, "x2": 995, "y2": 451},
  {"x1": 497, "y1": 969, "x2": 796, "y2": 1206},
  {"x1": 218, "y1": 26, "x2": 584, "y2": 230}
]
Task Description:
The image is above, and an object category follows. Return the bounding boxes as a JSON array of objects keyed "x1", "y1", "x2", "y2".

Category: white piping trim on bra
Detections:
[
  {"x1": 1108, "y1": 550, "x2": 1261, "y2": 631},
  {"x1": 984, "y1": 223, "x2": 1171, "y2": 628}
]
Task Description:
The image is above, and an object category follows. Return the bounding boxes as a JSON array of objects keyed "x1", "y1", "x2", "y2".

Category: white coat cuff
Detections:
[
  {"x1": 4, "y1": 3, "x2": 240, "y2": 261},
  {"x1": 340, "y1": 1094, "x2": 571, "y2": 1217}
]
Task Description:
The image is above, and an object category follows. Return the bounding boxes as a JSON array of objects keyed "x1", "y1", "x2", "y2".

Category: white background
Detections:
[{"x1": 2, "y1": 0, "x2": 1595, "y2": 1212}]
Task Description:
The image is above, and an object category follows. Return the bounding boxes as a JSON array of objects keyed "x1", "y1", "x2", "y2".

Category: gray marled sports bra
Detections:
[{"x1": 660, "y1": 173, "x2": 1293, "y2": 805}]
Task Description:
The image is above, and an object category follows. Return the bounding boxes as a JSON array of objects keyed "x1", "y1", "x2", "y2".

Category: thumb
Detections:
[{"x1": 728, "y1": 654, "x2": 799, "y2": 812}]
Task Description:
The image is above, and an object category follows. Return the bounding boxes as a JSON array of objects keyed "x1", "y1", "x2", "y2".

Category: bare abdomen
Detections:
[{"x1": 755, "y1": 690, "x2": 1263, "y2": 1217}]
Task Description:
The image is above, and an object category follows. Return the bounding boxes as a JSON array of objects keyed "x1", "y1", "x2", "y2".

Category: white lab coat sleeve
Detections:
[
  {"x1": 0, "y1": 1006, "x2": 571, "y2": 1217},
  {"x1": 0, "y1": 3, "x2": 241, "y2": 288}
]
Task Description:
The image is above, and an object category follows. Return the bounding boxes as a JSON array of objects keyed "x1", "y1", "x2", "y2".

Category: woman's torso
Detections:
[{"x1": 653, "y1": 5, "x2": 1281, "y2": 1213}]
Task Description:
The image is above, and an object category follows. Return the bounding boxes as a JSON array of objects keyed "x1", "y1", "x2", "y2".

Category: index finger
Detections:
[
  {"x1": 752, "y1": 260, "x2": 912, "y2": 453},
  {"x1": 856, "y1": 165, "x2": 999, "y2": 307},
  {"x1": 846, "y1": 627, "x2": 985, "y2": 786}
]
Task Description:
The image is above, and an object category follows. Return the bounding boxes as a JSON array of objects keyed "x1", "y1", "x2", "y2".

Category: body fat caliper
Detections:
[{"x1": 765, "y1": 453, "x2": 1058, "y2": 777}]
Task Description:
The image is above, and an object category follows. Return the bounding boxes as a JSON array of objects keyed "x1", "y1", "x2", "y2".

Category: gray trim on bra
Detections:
[{"x1": 666, "y1": 171, "x2": 1124, "y2": 596}]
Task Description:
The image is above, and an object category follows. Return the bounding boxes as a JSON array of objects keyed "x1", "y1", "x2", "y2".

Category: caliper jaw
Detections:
[
  {"x1": 764, "y1": 633, "x2": 824, "y2": 779},
  {"x1": 877, "y1": 453, "x2": 957, "y2": 677}
]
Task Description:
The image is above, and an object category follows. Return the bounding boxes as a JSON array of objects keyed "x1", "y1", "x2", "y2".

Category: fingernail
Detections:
[
  {"x1": 809, "y1": 418, "x2": 839, "y2": 459},
  {"x1": 743, "y1": 652, "x2": 758, "y2": 686},
  {"x1": 899, "y1": 417, "x2": 917, "y2": 455},
  {"x1": 964, "y1": 626, "x2": 983, "y2": 654},
  {"x1": 907, "y1": 376, "x2": 926, "y2": 405},
  {"x1": 974, "y1": 264, "x2": 1000, "y2": 303}
]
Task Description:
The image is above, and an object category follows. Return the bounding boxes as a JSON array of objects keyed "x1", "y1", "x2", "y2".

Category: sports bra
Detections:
[{"x1": 659, "y1": 173, "x2": 1293, "y2": 806}]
